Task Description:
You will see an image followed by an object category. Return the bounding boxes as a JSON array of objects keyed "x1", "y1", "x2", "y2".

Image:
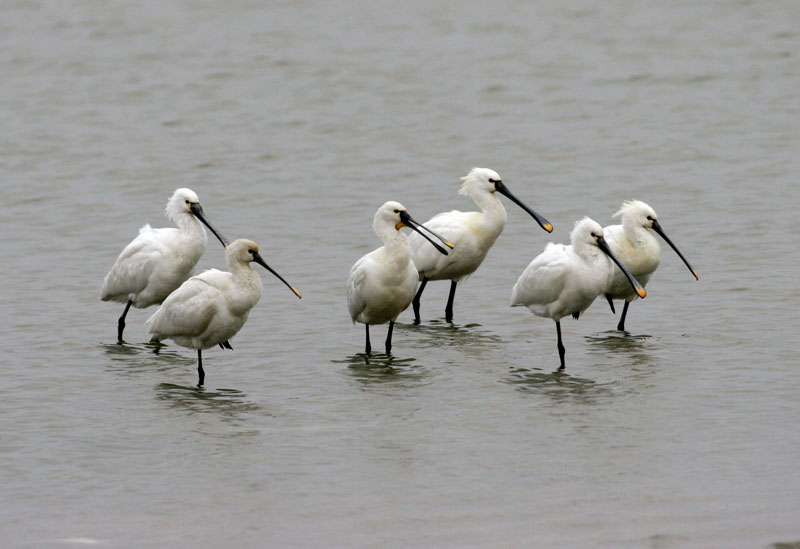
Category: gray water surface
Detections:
[{"x1": 2, "y1": 1, "x2": 800, "y2": 547}]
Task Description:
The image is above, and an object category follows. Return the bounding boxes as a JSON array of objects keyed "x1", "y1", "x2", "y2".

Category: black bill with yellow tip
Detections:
[
  {"x1": 597, "y1": 236, "x2": 647, "y2": 299},
  {"x1": 397, "y1": 211, "x2": 452, "y2": 256},
  {"x1": 190, "y1": 202, "x2": 230, "y2": 248},
  {"x1": 253, "y1": 252, "x2": 302, "y2": 299},
  {"x1": 494, "y1": 180, "x2": 553, "y2": 233},
  {"x1": 651, "y1": 219, "x2": 699, "y2": 280}
]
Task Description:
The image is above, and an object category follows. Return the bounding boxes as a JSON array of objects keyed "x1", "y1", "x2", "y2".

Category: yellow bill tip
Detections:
[
  {"x1": 692, "y1": 269, "x2": 699, "y2": 280},
  {"x1": 445, "y1": 241, "x2": 455, "y2": 248},
  {"x1": 291, "y1": 287, "x2": 302, "y2": 299},
  {"x1": 637, "y1": 287, "x2": 647, "y2": 299},
  {"x1": 544, "y1": 223, "x2": 553, "y2": 233}
]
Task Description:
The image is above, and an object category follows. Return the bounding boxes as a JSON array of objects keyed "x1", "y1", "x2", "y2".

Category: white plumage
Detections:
[
  {"x1": 603, "y1": 200, "x2": 698, "y2": 331},
  {"x1": 147, "y1": 238, "x2": 301, "y2": 386},
  {"x1": 511, "y1": 217, "x2": 646, "y2": 369},
  {"x1": 408, "y1": 167, "x2": 552, "y2": 324},
  {"x1": 101, "y1": 188, "x2": 228, "y2": 342},
  {"x1": 347, "y1": 201, "x2": 451, "y2": 355}
]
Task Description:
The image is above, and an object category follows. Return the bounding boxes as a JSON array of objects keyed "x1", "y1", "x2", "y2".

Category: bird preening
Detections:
[{"x1": 101, "y1": 185, "x2": 698, "y2": 385}]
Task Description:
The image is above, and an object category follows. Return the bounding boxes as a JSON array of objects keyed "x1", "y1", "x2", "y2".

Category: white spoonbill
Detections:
[
  {"x1": 510, "y1": 217, "x2": 646, "y2": 370},
  {"x1": 101, "y1": 188, "x2": 228, "y2": 342},
  {"x1": 347, "y1": 201, "x2": 453, "y2": 355},
  {"x1": 408, "y1": 167, "x2": 552, "y2": 324},
  {"x1": 602, "y1": 200, "x2": 698, "y2": 331},
  {"x1": 146, "y1": 238, "x2": 301, "y2": 386}
]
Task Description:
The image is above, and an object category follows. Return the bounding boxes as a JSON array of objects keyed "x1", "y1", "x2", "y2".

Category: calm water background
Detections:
[{"x1": 2, "y1": 1, "x2": 799, "y2": 547}]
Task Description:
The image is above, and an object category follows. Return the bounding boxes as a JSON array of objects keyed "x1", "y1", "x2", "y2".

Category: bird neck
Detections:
[
  {"x1": 175, "y1": 212, "x2": 208, "y2": 243},
  {"x1": 228, "y1": 260, "x2": 264, "y2": 312},
  {"x1": 376, "y1": 224, "x2": 412, "y2": 265},
  {"x1": 623, "y1": 220, "x2": 659, "y2": 250},
  {"x1": 473, "y1": 191, "x2": 507, "y2": 227}
]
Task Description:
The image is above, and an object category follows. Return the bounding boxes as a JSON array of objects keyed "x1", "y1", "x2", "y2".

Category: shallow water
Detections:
[{"x1": 2, "y1": 1, "x2": 800, "y2": 546}]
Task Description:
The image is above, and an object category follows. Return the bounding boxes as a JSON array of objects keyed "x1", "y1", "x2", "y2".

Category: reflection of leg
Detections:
[
  {"x1": 445, "y1": 281, "x2": 457, "y2": 323},
  {"x1": 412, "y1": 277, "x2": 428, "y2": 324},
  {"x1": 556, "y1": 321, "x2": 566, "y2": 370},
  {"x1": 197, "y1": 349, "x2": 205, "y2": 387},
  {"x1": 365, "y1": 324, "x2": 371, "y2": 355},
  {"x1": 605, "y1": 294, "x2": 616, "y2": 314},
  {"x1": 385, "y1": 321, "x2": 394, "y2": 355},
  {"x1": 617, "y1": 301, "x2": 630, "y2": 331},
  {"x1": 117, "y1": 299, "x2": 133, "y2": 342}
]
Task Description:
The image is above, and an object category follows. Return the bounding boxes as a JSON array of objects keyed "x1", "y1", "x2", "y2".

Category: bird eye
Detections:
[
  {"x1": 185, "y1": 199, "x2": 190, "y2": 204},
  {"x1": 488, "y1": 178, "x2": 500, "y2": 184},
  {"x1": 248, "y1": 249, "x2": 256, "y2": 255},
  {"x1": 591, "y1": 232, "x2": 597, "y2": 238},
  {"x1": 646, "y1": 215, "x2": 653, "y2": 221},
  {"x1": 393, "y1": 209, "x2": 400, "y2": 214}
]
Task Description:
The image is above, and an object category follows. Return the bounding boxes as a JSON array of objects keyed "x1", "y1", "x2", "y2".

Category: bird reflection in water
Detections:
[{"x1": 332, "y1": 353, "x2": 428, "y2": 390}]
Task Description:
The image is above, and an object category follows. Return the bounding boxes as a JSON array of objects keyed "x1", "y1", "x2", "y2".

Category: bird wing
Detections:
[
  {"x1": 407, "y1": 210, "x2": 475, "y2": 277},
  {"x1": 510, "y1": 243, "x2": 570, "y2": 307},
  {"x1": 346, "y1": 255, "x2": 370, "y2": 321},
  {"x1": 146, "y1": 270, "x2": 229, "y2": 339},
  {"x1": 100, "y1": 225, "x2": 180, "y2": 300}
]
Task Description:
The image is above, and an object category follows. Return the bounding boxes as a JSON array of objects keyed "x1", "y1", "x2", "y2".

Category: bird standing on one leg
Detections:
[
  {"x1": 602, "y1": 200, "x2": 698, "y2": 331},
  {"x1": 101, "y1": 188, "x2": 229, "y2": 343},
  {"x1": 408, "y1": 168, "x2": 552, "y2": 324},
  {"x1": 146, "y1": 239, "x2": 301, "y2": 387},
  {"x1": 510, "y1": 217, "x2": 646, "y2": 370},
  {"x1": 347, "y1": 201, "x2": 452, "y2": 356}
]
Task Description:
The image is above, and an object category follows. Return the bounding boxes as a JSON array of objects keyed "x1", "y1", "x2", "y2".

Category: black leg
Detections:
[
  {"x1": 218, "y1": 340, "x2": 232, "y2": 350},
  {"x1": 385, "y1": 321, "x2": 394, "y2": 355},
  {"x1": 117, "y1": 299, "x2": 133, "y2": 342},
  {"x1": 197, "y1": 349, "x2": 205, "y2": 387},
  {"x1": 617, "y1": 301, "x2": 630, "y2": 331},
  {"x1": 412, "y1": 277, "x2": 428, "y2": 324},
  {"x1": 605, "y1": 294, "x2": 616, "y2": 314},
  {"x1": 445, "y1": 280, "x2": 457, "y2": 323},
  {"x1": 365, "y1": 324, "x2": 371, "y2": 355},
  {"x1": 556, "y1": 321, "x2": 566, "y2": 370}
]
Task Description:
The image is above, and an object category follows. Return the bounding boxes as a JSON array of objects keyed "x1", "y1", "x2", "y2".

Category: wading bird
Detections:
[
  {"x1": 347, "y1": 201, "x2": 452, "y2": 355},
  {"x1": 101, "y1": 188, "x2": 228, "y2": 342},
  {"x1": 409, "y1": 168, "x2": 552, "y2": 324},
  {"x1": 146, "y1": 238, "x2": 301, "y2": 387},
  {"x1": 510, "y1": 217, "x2": 646, "y2": 370},
  {"x1": 602, "y1": 200, "x2": 698, "y2": 331}
]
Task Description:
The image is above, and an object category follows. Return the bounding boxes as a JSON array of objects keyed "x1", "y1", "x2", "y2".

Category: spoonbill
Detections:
[
  {"x1": 347, "y1": 201, "x2": 452, "y2": 355},
  {"x1": 101, "y1": 188, "x2": 228, "y2": 342},
  {"x1": 602, "y1": 200, "x2": 698, "y2": 331},
  {"x1": 408, "y1": 167, "x2": 552, "y2": 324},
  {"x1": 510, "y1": 217, "x2": 646, "y2": 370},
  {"x1": 146, "y1": 238, "x2": 301, "y2": 387}
]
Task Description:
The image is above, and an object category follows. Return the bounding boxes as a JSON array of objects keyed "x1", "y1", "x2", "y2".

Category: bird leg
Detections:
[
  {"x1": 117, "y1": 299, "x2": 133, "y2": 343},
  {"x1": 197, "y1": 349, "x2": 205, "y2": 387},
  {"x1": 365, "y1": 324, "x2": 371, "y2": 355},
  {"x1": 412, "y1": 277, "x2": 428, "y2": 324},
  {"x1": 617, "y1": 301, "x2": 630, "y2": 331},
  {"x1": 385, "y1": 321, "x2": 394, "y2": 355},
  {"x1": 445, "y1": 281, "x2": 457, "y2": 323},
  {"x1": 556, "y1": 321, "x2": 566, "y2": 370},
  {"x1": 605, "y1": 294, "x2": 616, "y2": 314},
  {"x1": 218, "y1": 340, "x2": 233, "y2": 350}
]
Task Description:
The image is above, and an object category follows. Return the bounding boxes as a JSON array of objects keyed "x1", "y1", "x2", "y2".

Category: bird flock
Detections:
[{"x1": 102, "y1": 171, "x2": 697, "y2": 386}]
